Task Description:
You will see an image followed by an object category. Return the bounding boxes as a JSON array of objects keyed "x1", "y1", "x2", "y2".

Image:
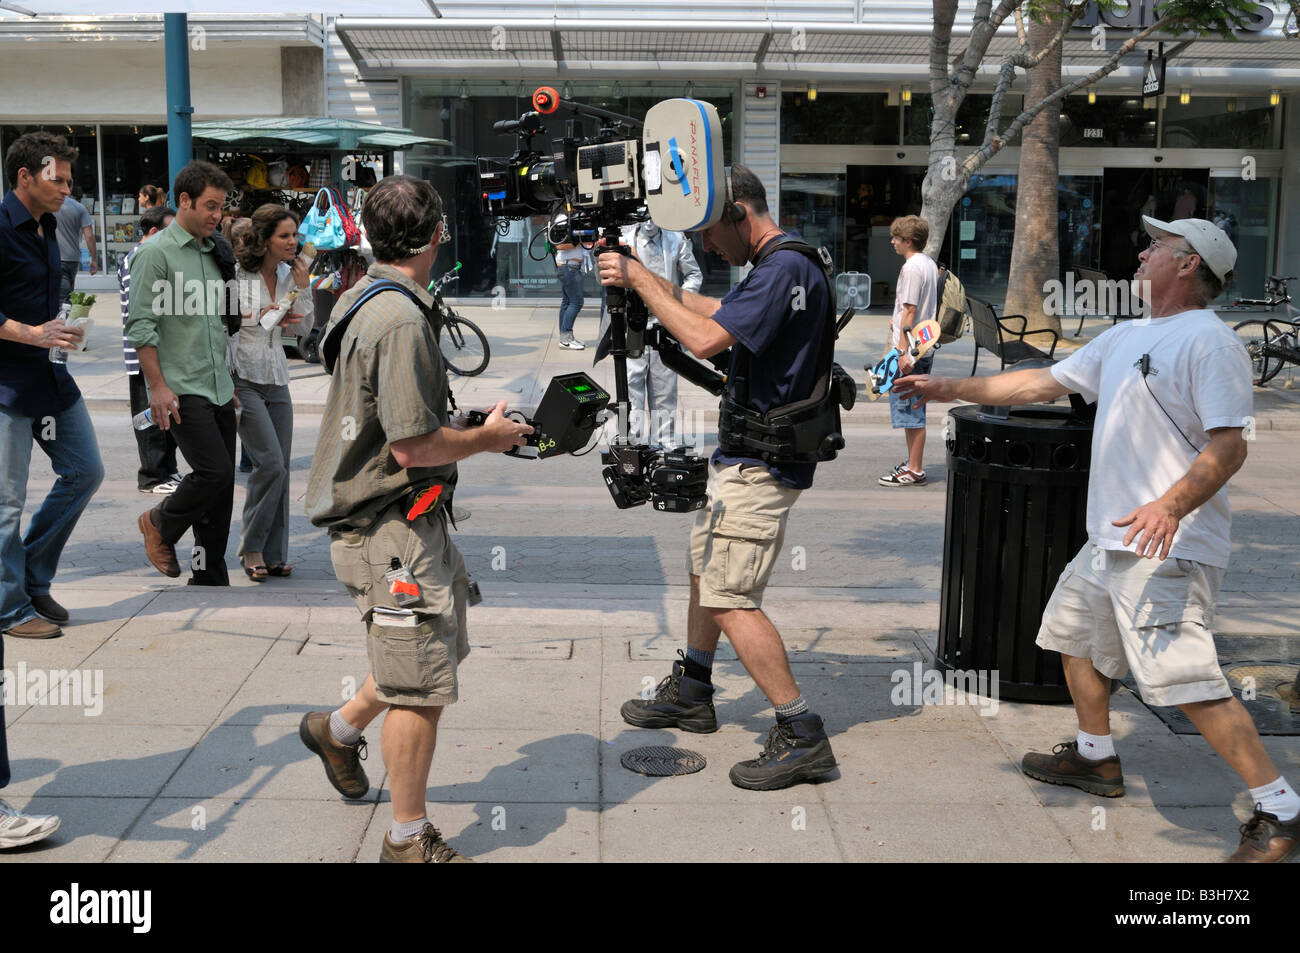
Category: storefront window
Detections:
[
  {"x1": 905, "y1": 94, "x2": 1023, "y2": 147},
  {"x1": 1161, "y1": 96, "x2": 1279, "y2": 149},
  {"x1": 1209, "y1": 173, "x2": 1277, "y2": 303},
  {"x1": 1059, "y1": 95, "x2": 1156, "y2": 147},
  {"x1": 779, "y1": 173, "x2": 845, "y2": 274},
  {"x1": 403, "y1": 79, "x2": 737, "y2": 300},
  {"x1": 781, "y1": 92, "x2": 899, "y2": 144},
  {"x1": 0, "y1": 123, "x2": 167, "y2": 277}
]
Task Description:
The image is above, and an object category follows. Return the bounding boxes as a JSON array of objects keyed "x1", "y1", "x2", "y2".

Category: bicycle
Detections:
[
  {"x1": 1231, "y1": 275, "x2": 1300, "y2": 386},
  {"x1": 429, "y1": 263, "x2": 491, "y2": 377}
]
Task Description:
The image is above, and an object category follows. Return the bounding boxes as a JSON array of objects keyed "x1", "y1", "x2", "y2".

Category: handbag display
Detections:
[
  {"x1": 327, "y1": 186, "x2": 362, "y2": 249},
  {"x1": 297, "y1": 188, "x2": 348, "y2": 251}
]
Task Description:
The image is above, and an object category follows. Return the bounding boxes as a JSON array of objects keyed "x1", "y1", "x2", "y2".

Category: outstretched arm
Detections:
[{"x1": 893, "y1": 365, "x2": 1069, "y2": 407}]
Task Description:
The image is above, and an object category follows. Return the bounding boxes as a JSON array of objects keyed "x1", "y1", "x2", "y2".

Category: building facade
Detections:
[{"x1": 4, "y1": 2, "x2": 1297, "y2": 305}]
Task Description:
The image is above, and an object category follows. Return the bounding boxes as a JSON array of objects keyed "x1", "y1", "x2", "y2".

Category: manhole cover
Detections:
[
  {"x1": 1227, "y1": 664, "x2": 1300, "y2": 710},
  {"x1": 620, "y1": 746, "x2": 706, "y2": 777}
]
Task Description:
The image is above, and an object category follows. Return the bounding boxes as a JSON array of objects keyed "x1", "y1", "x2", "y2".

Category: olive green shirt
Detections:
[
  {"x1": 306, "y1": 264, "x2": 457, "y2": 531},
  {"x1": 125, "y1": 219, "x2": 234, "y2": 406}
]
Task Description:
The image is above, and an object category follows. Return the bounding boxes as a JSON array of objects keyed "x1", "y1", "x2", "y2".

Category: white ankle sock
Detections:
[
  {"x1": 329, "y1": 710, "x2": 361, "y2": 746},
  {"x1": 1076, "y1": 730, "x2": 1115, "y2": 761},
  {"x1": 391, "y1": 817, "x2": 428, "y2": 842},
  {"x1": 1248, "y1": 777, "x2": 1300, "y2": 822}
]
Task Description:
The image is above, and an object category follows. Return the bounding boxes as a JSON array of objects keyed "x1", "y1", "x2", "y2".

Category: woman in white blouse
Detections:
[{"x1": 230, "y1": 205, "x2": 313, "y2": 581}]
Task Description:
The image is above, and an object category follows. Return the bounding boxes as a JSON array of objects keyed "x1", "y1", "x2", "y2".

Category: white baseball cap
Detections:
[{"x1": 1141, "y1": 215, "x2": 1237, "y2": 282}]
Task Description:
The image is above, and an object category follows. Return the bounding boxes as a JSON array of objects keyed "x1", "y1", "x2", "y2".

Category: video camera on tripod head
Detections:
[{"x1": 475, "y1": 87, "x2": 734, "y2": 514}]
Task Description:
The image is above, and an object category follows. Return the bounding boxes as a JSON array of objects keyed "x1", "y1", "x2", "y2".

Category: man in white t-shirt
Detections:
[
  {"x1": 895, "y1": 217, "x2": 1298, "y2": 863},
  {"x1": 879, "y1": 215, "x2": 938, "y2": 487}
]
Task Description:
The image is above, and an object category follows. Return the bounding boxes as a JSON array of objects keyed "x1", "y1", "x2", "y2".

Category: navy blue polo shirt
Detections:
[
  {"x1": 0, "y1": 190, "x2": 81, "y2": 417},
  {"x1": 711, "y1": 236, "x2": 833, "y2": 489}
]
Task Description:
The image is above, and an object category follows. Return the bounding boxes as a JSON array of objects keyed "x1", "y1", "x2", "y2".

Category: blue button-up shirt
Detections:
[{"x1": 0, "y1": 190, "x2": 81, "y2": 417}]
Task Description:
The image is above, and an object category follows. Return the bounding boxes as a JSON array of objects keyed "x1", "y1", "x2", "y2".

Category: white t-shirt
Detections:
[
  {"x1": 891, "y1": 252, "x2": 938, "y2": 345},
  {"x1": 1050, "y1": 309, "x2": 1253, "y2": 567}
]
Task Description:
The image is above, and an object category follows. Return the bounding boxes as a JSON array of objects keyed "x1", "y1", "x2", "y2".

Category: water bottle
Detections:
[
  {"x1": 49, "y1": 303, "x2": 71, "y2": 364},
  {"x1": 132, "y1": 408, "x2": 155, "y2": 430}
]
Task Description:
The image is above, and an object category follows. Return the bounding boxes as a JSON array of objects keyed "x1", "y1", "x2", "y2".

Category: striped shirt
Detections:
[{"x1": 118, "y1": 243, "x2": 142, "y2": 375}]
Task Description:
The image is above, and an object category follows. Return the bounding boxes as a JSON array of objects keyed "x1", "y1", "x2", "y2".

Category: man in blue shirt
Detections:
[
  {"x1": 599, "y1": 164, "x2": 837, "y2": 791},
  {"x1": 0, "y1": 131, "x2": 105, "y2": 850}
]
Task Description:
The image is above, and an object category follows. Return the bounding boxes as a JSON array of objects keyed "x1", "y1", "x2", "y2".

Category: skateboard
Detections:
[{"x1": 866, "y1": 318, "x2": 941, "y2": 400}]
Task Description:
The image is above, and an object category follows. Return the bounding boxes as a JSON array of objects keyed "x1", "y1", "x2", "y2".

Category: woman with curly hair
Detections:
[{"x1": 229, "y1": 204, "x2": 312, "y2": 581}]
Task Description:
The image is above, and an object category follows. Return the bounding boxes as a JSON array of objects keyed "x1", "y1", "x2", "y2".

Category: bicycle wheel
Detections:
[
  {"x1": 1233, "y1": 319, "x2": 1285, "y2": 385},
  {"x1": 440, "y1": 312, "x2": 490, "y2": 377}
]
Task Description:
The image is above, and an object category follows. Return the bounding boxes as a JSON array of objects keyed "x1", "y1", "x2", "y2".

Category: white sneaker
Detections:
[
  {"x1": 558, "y1": 337, "x2": 586, "y2": 351},
  {"x1": 0, "y1": 797, "x2": 60, "y2": 849},
  {"x1": 142, "y1": 479, "x2": 180, "y2": 495}
]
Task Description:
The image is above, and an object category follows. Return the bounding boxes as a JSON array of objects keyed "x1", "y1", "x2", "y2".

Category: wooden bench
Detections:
[{"x1": 966, "y1": 294, "x2": 1060, "y2": 376}]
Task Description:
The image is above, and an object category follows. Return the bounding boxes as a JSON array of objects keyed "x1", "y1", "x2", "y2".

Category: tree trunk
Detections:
[{"x1": 1003, "y1": 15, "x2": 1063, "y2": 337}]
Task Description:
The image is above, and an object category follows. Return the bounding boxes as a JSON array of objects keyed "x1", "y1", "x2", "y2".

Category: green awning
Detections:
[{"x1": 140, "y1": 116, "x2": 448, "y2": 151}]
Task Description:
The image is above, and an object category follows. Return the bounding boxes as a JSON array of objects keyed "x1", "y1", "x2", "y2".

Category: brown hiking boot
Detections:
[
  {"x1": 1226, "y1": 808, "x2": 1300, "y2": 863},
  {"x1": 380, "y1": 823, "x2": 473, "y2": 863},
  {"x1": 298, "y1": 712, "x2": 369, "y2": 799},
  {"x1": 1021, "y1": 741, "x2": 1125, "y2": 797},
  {"x1": 2, "y1": 617, "x2": 62, "y2": 640},
  {"x1": 138, "y1": 508, "x2": 180, "y2": 577}
]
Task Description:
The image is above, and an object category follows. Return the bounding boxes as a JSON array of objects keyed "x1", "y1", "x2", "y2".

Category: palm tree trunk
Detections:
[{"x1": 1004, "y1": 15, "x2": 1063, "y2": 337}]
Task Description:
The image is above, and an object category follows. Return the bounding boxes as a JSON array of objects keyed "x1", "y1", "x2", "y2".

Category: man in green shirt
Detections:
[
  {"x1": 301, "y1": 175, "x2": 530, "y2": 863},
  {"x1": 126, "y1": 160, "x2": 237, "y2": 586}
]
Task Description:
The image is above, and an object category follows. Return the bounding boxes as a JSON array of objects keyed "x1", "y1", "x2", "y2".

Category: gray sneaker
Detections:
[{"x1": 0, "y1": 798, "x2": 60, "y2": 849}]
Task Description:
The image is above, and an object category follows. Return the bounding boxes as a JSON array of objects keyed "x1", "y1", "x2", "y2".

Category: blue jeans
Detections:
[
  {"x1": 0, "y1": 398, "x2": 104, "y2": 630},
  {"x1": 556, "y1": 263, "x2": 584, "y2": 334}
]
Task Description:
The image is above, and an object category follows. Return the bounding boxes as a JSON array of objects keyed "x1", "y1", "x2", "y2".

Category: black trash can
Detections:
[{"x1": 936, "y1": 404, "x2": 1092, "y2": 702}]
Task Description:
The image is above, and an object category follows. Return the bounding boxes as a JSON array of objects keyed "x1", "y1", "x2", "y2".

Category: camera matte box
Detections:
[{"x1": 643, "y1": 99, "x2": 725, "y2": 233}]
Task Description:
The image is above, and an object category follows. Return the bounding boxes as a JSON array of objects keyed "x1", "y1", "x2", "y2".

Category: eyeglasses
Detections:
[{"x1": 1147, "y1": 237, "x2": 1194, "y2": 258}]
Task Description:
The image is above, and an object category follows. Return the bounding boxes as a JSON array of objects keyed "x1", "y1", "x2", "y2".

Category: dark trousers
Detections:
[
  {"x1": 59, "y1": 260, "x2": 77, "y2": 305},
  {"x1": 129, "y1": 373, "x2": 178, "y2": 489},
  {"x1": 156, "y1": 395, "x2": 236, "y2": 585}
]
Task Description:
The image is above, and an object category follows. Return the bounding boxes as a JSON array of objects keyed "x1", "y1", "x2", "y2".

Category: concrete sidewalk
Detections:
[{"x1": 2, "y1": 296, "x2": 1297, "y2": 863}]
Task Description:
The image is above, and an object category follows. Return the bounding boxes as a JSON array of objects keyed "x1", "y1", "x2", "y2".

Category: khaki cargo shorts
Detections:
[
  {"x1": 330, "y1": 504, "x2": 470, "y2": 707},
  {"x1": 1036, "y1": 542, "x2": 1231, "y2": 708},
  {"x1": 688, "y1": 463, "x2": 801, "y2": 610}
]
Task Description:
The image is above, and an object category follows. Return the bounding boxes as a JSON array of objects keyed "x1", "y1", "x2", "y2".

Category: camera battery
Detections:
[{"x1": 650, "y1": 465, "x2": 707, "y2": 490}]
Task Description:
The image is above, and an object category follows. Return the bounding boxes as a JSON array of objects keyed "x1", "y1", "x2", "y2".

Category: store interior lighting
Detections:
[{"x1": 901, "y1": 84, "x2": 912, "y2": 105}]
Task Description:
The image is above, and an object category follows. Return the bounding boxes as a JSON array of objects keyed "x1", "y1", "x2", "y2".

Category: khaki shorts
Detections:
[
  {"x1": 688, "y1": 463, "x2": 801, "y2": 610},
  {"x1": 330, "y1": 505, "x2": 470, "y2": 707},
  {"x1": 1036, "y1": 543, "x2": 1231, "y2": 708}
]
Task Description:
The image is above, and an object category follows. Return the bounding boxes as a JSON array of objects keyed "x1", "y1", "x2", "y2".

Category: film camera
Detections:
[{"x1": 476, "y1": 87, "x2": 734, "y2": 513}]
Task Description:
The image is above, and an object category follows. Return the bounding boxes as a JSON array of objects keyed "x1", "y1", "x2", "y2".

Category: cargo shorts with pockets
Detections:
[
  {"x1": 1036, "y1": 542, "x2": 1232, "y2": 708},
  {"x1": 689, "y1": 463, "x2": 801, "y2": 610},
  {"x1": 329, "y1": 503, "x2": 470, "y2": 707}
]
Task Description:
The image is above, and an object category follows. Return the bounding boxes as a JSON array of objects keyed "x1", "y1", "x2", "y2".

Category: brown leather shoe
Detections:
[
  {"x1": 138, "y1": 508, "x2": 180, "y2": 578},
  {"x1": 1022, "y1": 741, "x2": 1125, "y2": 797},
  {"x1": 380, "y1": 823, "x2": 473, "y2": 863},
  {"x1": 1227, "y1": 808, "x2": 1300, "y2": 863},
  {"x1": 2, "y1": 618, "x2": 63, "y2": 640},
  {"x1": 298, "y1": 712, "x2": 369, "y2": 798}
]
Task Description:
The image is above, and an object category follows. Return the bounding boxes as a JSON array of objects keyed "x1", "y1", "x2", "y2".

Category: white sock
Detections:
[
  {"x1": 329, "y1": 710, "x2": 362, "y2": 746},
  {"x1": 1076, "y1": 730, "x2": 1115, "y2": 761},
  {"x1": 391, "y1": 816, "x2": 429, "y2": 843},
  {"x1": 1248, "y1": 777, "x2": 1300, "y2": 822}
]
